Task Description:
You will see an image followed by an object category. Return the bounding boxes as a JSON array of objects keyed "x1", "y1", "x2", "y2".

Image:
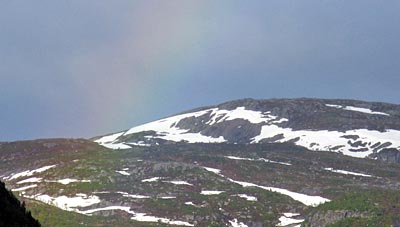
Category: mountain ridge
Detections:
[
  {"x1": 2, "y1": 97, "x2": 400, "y2": 226},
  {"x1": 94, "y1": 98, "x2": 400, "y2": 160}
]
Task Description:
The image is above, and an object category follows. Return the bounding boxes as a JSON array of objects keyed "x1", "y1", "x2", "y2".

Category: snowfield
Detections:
[{"x1": 252, "y1": 125, "x2": 400, "y2": 158}]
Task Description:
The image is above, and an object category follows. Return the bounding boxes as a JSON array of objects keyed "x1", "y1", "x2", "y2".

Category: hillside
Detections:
[
  {"x1": 1, "y1": 98, "x2": 400, "y2": 226},
  {"x1": 94, "y1": 98, "x2": 400, "y2": 161},
  {"x1": 2, "y1": 140, "x2": 400, "y2": 226}
]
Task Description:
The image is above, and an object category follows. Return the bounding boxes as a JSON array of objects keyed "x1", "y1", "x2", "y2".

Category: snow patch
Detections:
[
  {"x1": 8, "y1": 165, "x2": 57, "y2": 180},
  {"x1": 225, "y1": 156, "x2": 292, "y2": 166},
  {"x1": 229, "y1": 218, "x2": 248, "y2": 227},
  {"x1": 206, "y1": 107, "x2": 279, "y2": 125},
  {"x1": 123, "y1": 109, "x2": 226, "y2": 144},
  {"x1": 235, "y1": 194, "x2": 258, "y2": 201},
  {"x1": 79, "y1": 206, "x2": 194, "y2": 226},
  {"x1": 203, "y1": 167, "x2": 221, "y2": 174},
  {"x1": 116, "y1": 170, "x2": 131, "y2": 176},
  {"x1": 17, "y1": 177, "x2": 42, "y2": 184},
  {"x1": 252, "y1": 125, "x2": 400, "y2": 158},
  {"x1": 164, "y1": 180, "x2": 193, "y2": 186},
  {"x1": 160, "y1": 196, "x2": 176, "y2": 199},
  {"x1": 94, "y1": 132, "x2": 124, "y2": 144},
  {"x1": 25, "y1": 193, "x2": 100, "y2": 212},
  {"x1": 12, "y1": 184, "x2": 38, "y2": 192},
  {"x1": 142, "y1": 177, "x2": 162, "y2": 182},
  {"x1": 228, "y1": 179, "x2": 330, "y2": 206},
  {"x1": 131, "y1": 213, "x2": 194, "y2": 226},
  {"x1": 326, "y1": 104, "x2": 390, "y2": 116},
  {"x1": 277, "y1": 213, "x2": 304, "y2": 226},
  {"x1": 200, "y1": 190, "x2": 225, "y2": 195},
  {"x1": 324, "y1": 168, "x2": 373, "y2": 177},
  {"x1": 184, "y1": 202, "x2": 196, "y2": 206},
  {"x1": 101, "y1": 143, "x2": 132, "y2": 149},
  {"x1": 53, "y1": 179, "x2": 91, "y2": 185},
  {"x1": 116, "y1": 191, "x2": 150, "y2": 199}
]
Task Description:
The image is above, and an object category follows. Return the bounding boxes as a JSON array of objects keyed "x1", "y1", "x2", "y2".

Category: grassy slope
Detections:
[{"x1": 2, "y1": 141, "x2": 400, "y2": 226}]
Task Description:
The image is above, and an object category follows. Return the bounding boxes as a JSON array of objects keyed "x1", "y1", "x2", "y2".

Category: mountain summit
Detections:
[{"x1": 95, "y1": 98, "x2": 400, "y2": 159}]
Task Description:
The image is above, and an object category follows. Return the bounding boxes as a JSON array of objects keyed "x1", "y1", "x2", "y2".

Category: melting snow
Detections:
[
  {"x1": 200, "y1": 190, "x2": 225, "y2": 195},
  {"x1": 79, "y1": 206, "x2": 194, "y2": 226},
  {"x1": 25, "y1": 193, "x2": 100, "y2": 212},
  {"x1": 94, "y1": 132, "x2": 125, "y2": 144},
  {"x1": 80, "y1": 206, "x2": 135, "y2": 215},
  {"x1": 8, "y1": 165, "x2": 57, "y2": 180},
  {"x1": 17, "y1": 177, "x2": 42, "y2": 184},
  {"x1": 116, "y1": 170, "x2": 131, "y2": 176},
  {"x1": 206, "y1": 107, "x2": 280, "y2": 125},
  {"x1": 127, "y1": 142, "x2": 151, "y2": 147},
  {"x1": 142, "y1": 177, "x2": 163, "y2": 182},
  {"x1": 326, "y1": 104, "x2": 390, "y2": 116},
  {"x1": 203, "y1": 167, "x2": 222, "y2": 174},
  {"x1": 202, "y1": 164, "x2": 329, "y2": 206},
  {"x1": 235, "y1": 194, "x2": 258, "y2": 201},
  {"x1": 12, "y1": 184, "x2": 38, "y2": 192},
  {"x1": 131, "y1": 213, "x2": 194, "y2": 226},
  {"x1": 95, "y1": 105, "x2": 397, "y2": 158},
  {"x1": 277, "y1": 213, "x2": 304, "y2": 226},
  {"x1": 229, "y1": 219, "x2": 248, "y2": 227},
  {"x1": 53, "y1": 179, "x2": 91, "y2": 185},
  {"x1": 184, "y1": 202, "x2": 196, "y2": 206},
  {"x1": 324, "y1": 168, "x2": 373, "y2": 177},
  {"x1": 160, "y1": 196, "x2": 176, "y2": 199},
  {"x1": 116, "y1": 191, "x2": 150, "y2": 199},
  {"x1": 225, "y1": 156, "x2": 292, "y2": 166},
  {"x1": 164, "y1": 180, "x2": 193, "y2": 186},
  {"x1": 123, "y1": 109, "x2": 226, "y2": 143},
  {"x1": 252, "y1": 125, "x2": 400, "y2": 158},
  {"x1": 228, "y1": 179, "x2": 330, "y2": 206},
  {"x1": 225, "y1": 156, "x2": 253, "y2": 161},
  {"x1": 101, "y1": 143, "x2": 132, "y2": 149}
]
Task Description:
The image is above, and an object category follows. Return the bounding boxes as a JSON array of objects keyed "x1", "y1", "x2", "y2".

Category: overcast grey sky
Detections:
[{"x1": 1, "y1": 0, "x2": 399, "y2": 141}]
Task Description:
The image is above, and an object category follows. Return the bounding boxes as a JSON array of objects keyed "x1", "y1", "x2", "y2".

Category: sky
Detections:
[{"x1": 1, "y1": 0, "x2": 400, "y2": 141}]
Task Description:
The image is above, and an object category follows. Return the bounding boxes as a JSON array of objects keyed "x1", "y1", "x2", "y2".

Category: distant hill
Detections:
[{"x1": 95, "y1": 98, "x2": 400, "y2": 161}]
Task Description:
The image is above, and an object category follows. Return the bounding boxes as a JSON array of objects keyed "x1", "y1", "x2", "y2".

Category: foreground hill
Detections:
[
  {"x1": 94, "y1": 98, "x2": 400, "y2": 161},
  {"x1": 2, "y1": 139, "x2": 400, "y2": 226},
  {"x1": 0, "y1": 180, "x2": 41, "y2": 227}
]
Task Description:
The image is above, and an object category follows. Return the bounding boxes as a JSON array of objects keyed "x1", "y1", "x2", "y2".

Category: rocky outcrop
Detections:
[
  {"x1": 370, "y1": 148, "x2": 400, "y2": 164},
  {"x1": 303, "y1": 210, "x2": 372, "y2": 227}
]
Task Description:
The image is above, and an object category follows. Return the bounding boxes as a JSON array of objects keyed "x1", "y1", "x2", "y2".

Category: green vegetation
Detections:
[
  {"x1": 305, "y1": 190, "x2": 400, "y2": 227},
  {"x1": 2, "y1": 141, "x2": 400, "y2": 226}
]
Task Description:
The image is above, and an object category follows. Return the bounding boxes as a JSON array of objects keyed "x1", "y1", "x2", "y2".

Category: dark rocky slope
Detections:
[{"x1": 0, "y1": 181, "x2": 41, "y2": 227}]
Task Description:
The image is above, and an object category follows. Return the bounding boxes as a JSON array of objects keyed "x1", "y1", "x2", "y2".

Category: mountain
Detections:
[
  {"x1": 0, "y1": 180, "x2": 41, "y2": 227},
  {"x1": 1, "y1": 98, "x2": 400, "y2": 227},
  {"x1": 95, "y1": 98, "x2": 400, "y2": 160}
]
